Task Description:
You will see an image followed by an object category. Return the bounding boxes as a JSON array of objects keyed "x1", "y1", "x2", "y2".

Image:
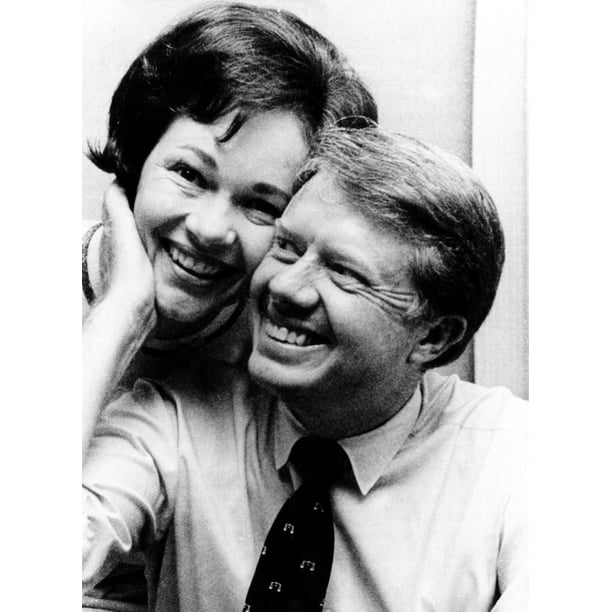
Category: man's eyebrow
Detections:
[
  {"x1": 275, "y1": 218, "x2": 293, "y2": 235},
  {"x1": 274, "y1": 219, "x2": 303, "y2": 243},
  {"x1": 177, "y1": 146, "x2": 218, "y2": 171},
  {"x1": 328, "y1": 244, "x2": 376, "y2": 275},
  {"x1": 317, "y1": 234, "x2": 382, "y2": 280},
  {"x1": 276, "y1": 219, "x2": 376, "y2": 278}
]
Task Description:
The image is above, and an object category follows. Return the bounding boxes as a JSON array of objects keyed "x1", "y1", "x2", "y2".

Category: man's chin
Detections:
[
  {"x1": 247, "y1": 351, "x2": 317, "y2": 398},
  {"x1": 247, "y1": 352, "x2": 282, "y2": 392}
]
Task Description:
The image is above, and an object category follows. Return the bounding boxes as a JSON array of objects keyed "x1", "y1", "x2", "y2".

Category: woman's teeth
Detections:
[
  {"x1": 168, "y1": 245, "x2": 227, "y2": 278},
  {"x1": 265, "y1": 321, "x2": 314, "y2": 346}
]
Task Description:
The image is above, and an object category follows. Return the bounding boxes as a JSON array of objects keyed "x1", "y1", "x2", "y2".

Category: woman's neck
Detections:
[{"x1": 152, "y1": 310, "x2": 220, "y2": 340}]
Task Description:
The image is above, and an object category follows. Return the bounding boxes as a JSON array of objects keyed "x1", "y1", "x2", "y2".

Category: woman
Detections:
[
  {"x1": 82, "y1": 2, "x2": 376, "y2": 605},
  {"x1": 83, "y1": 1, "x2": 377, "y2": 450}
]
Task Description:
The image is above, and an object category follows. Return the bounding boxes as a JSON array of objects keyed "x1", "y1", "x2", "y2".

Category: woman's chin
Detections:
[
  {"x1": 153, "y1": 301, "x2": 220, "y2": 339},
  {"x1": 151, "y1": 274, "x2": 246, "y2": 339}
]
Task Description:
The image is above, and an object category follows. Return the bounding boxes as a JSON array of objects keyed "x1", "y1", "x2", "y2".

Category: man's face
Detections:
[{"x1": 248, "y1": 172, "x2": 427, "y2": 428}]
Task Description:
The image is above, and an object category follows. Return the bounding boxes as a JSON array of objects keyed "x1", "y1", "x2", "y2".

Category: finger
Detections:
[
  {"x1": 101, "y1": 182, "x2": 144, "y2": 250},
  {"x1": 101, "y1": 181, "x2": 132, "y2": 225}
]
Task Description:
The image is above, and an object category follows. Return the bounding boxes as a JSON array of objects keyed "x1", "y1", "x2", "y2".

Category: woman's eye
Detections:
[
  {"x1": 177, "y1": 167, "x2": 197, "y2": 182},
  {"x1": 242, "y1": 199, "x2": 281, "y2": 225},
  {"x1": 171, "y1": 163, "x2": 208, "y2": 189}
]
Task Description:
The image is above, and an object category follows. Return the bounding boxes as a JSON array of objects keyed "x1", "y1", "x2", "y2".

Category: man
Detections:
[{"x1": 83, "y1": 126, "x2": 527, "y2": 611}]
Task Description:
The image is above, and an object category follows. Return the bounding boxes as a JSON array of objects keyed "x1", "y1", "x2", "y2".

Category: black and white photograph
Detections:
[
  {"x1": 0, "y1": 0, "x2": 584, "y2": 610},
  {"x1": 4, "y1": 0, "x2": 612, "y2": 609},
  {"x1": 80, "y1": 1, "x2": 528, "y2": 610}
]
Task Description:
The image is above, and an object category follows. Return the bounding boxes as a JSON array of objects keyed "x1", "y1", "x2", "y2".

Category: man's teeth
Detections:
[
  {"x1": 265, "y1": 321, "x2": 312, "y2": 346},
  {"x1": 168, "y1": 245, "x2": 222, "y2": 276}
]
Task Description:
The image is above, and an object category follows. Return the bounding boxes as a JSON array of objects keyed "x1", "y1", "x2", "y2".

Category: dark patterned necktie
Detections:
[{"x1": 243, "y1": 436, "x2": 349, "y2": 612}]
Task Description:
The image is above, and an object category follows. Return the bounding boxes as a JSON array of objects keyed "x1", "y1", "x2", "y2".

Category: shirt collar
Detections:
[
  {"x1": 273, "y1": 384, "x2": 423, "y2": 496},
  {"x1": 274, "y1": 403, "x2": 309, "y2": 475}
]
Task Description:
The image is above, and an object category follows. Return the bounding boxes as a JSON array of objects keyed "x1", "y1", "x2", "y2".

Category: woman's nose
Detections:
[{"x1": 184, "y1": 193, "x2": 236, "y2": 247}]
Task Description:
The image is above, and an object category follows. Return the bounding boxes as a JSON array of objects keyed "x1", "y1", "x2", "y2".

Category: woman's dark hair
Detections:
[{"x1": 88, "y1": 2, "x2": 377, "y2": 203}]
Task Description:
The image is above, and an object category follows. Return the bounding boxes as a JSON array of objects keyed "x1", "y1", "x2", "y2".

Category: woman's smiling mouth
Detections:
[{"x1": 164, "y1": 239, "x2": 240, "y2": 281}]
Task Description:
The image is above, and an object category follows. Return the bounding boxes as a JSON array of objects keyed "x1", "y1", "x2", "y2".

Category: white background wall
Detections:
[
  {"x1": 472, "y1": 0, "x2": 528, "y2": 398},
  {"x1": 82, "y1": 0, "x2": 527, "y2": 398}
]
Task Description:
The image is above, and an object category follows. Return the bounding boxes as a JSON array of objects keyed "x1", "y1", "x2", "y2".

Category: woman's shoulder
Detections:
[
  {"x1": 157, "y1": 361, "x2": 249, "y2": 413},
  {"x1": 83, "y1": 218, "x2": 102, "y2": 233},
  {"x1": 157, "y1": 363, "x2": 272, "y2": 432}
]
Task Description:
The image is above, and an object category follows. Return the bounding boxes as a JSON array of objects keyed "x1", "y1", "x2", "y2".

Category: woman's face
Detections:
[{"x1": 133, "y1": 111, "x2": 309, "y2": 334}]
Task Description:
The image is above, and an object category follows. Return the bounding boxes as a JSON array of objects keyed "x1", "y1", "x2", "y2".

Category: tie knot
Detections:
[{"x1": 289, "y1": 436, "x2": 349, "y2": 485}]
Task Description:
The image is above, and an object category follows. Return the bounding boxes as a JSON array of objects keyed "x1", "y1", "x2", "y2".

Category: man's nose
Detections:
[
  {"x1": 184, "y1": 193, "x2": 236, "y2": 246},
  {"x1": 267, "y1": 258, "x2": 320, "y2": 313}
]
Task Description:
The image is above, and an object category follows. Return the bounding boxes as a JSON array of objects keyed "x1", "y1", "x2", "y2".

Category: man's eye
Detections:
[
  {"x1": 271, "y1": 235, "x2": 299, "y2": 259},
  {"x1": 329, "y1": 263, "x2": 367, "y2": 285},
  {"x1": 275, "y1": 236, "x2": 291, "y2": 250}
]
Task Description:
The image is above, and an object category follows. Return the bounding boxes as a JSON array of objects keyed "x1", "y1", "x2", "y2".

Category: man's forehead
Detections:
[
  {"x1": 281, "y1": 172, "x2": 414, "y2": 277},
  {"x1": 287, "y1": 170, "x2": 394, "y2": 239},
  {"x1": 291, "y1": 170, "x2": 341, "y2": 206}
]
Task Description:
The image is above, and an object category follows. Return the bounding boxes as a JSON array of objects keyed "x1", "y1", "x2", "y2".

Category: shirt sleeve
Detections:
[
  {"x1": 82, "y1": 379, "x2": 179, "y2": 591},
  {"x1": 491, "y1": 457, "x2": 529, "y2": 611}
]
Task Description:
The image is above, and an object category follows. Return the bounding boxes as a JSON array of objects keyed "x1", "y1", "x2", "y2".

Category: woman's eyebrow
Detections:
[
  {"x1": 175, "y1": 146, "x2": 290, "y2": 202},
  {"x1": 176, "y1": 145, "x2": 218, "y2": 171},
  {"x1": 252, "y1": 183, "x2": 291, "y2": 202}
]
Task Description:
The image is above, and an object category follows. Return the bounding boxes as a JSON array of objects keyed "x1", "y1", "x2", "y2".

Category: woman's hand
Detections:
[
  {"x1": 83, "y1": 182, "x2": 157, "y2": 457},
  {"x1": 99, "y1": 182, "x2": 156, "y2": 325}
]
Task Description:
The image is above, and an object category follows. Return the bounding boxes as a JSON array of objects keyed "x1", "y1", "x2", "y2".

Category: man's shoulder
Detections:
[
  {"x1": 423, "y1": 370, "x2": 528, "y2": 435},
  {"x1": 418, "y1": 372, "x2": 528, "y2": 498}
]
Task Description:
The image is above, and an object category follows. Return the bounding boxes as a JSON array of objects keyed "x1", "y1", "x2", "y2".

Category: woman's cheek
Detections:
[{"x1": 241, "y1": 225, "x2": 277, "y2": 275}]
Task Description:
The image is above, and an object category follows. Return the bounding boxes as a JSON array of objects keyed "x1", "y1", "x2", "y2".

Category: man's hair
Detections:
[
  {"x1": 297, "y1": 126, "x2": 505, "y2": 368},
  {"x1": 87, "y1": 2, "x2": 377, "y2": 204}
]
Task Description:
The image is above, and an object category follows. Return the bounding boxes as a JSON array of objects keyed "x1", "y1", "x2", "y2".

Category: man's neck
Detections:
[{"x1": 279, "y1": 375, "x2": 422, "y2": 440}]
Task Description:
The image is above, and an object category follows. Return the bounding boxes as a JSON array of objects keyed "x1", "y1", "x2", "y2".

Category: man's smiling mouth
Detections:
[
  {"x1": 164, "y1": 240, "x2": 238, "y2": 280},
  {"x1": 263, "y1": 318, "x2": 326, "y2": 347}
]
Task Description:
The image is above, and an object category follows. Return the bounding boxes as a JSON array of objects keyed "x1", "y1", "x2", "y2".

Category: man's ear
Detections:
[{"x1": 407, "y1": 315, "x2": 468, "y2": 367}]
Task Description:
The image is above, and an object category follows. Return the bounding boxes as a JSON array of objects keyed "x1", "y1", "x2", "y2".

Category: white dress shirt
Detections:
[{"x1": 83, "y1": 362, "x2": 528, "y2": 611}]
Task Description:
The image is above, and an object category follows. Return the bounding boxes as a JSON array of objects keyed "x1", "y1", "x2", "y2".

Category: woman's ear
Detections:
[{"x1": 406, "y1": 315, "x2": 468, "y2": 367}]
